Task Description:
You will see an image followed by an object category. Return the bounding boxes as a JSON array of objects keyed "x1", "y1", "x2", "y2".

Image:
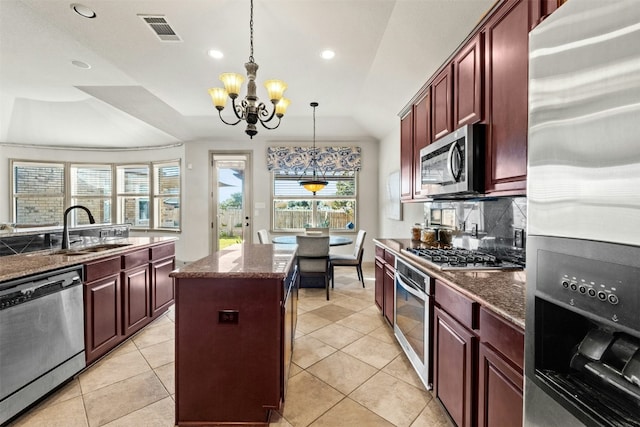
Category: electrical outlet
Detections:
[
  {"x1": 218, "y1": 310, "x2": 239, "y2": 324},
  {"x1": 514, "y1": 228, "x2": 525, "y2": 248}
]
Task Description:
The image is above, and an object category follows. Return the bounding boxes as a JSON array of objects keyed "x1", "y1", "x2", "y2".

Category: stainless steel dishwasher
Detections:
[{"x1": 0, "y1": 265, "x2": 85, "y2": 425}]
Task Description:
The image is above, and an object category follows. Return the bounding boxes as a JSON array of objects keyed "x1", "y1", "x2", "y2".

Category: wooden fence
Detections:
[{"x1": 219, "y1": 208, "x2": 352, "y2": 235}]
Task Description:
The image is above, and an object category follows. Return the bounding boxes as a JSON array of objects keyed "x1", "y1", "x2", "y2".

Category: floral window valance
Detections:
[{"x1": 267, "y1": 146, "x2": 361, "y2": 175}]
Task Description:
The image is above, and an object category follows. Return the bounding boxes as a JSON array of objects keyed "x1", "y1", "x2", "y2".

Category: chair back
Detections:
[
  {"x1": 353, "y1": 229, "x2": 367, "y2": 259},
  {"x1": 305, "y1": 227, "x2": 330, "y2": 236},
  {"x1": 296, "y1": 235, "x2": 330, "y2": 272},
  {"x1": 257, "y1": 229, "x2": 269, "y2": 244}
]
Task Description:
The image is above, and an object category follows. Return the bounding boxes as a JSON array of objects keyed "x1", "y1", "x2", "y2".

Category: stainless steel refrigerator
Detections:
[{"x1": 525, "y1": 0, "x2": 640, "y2": 426}]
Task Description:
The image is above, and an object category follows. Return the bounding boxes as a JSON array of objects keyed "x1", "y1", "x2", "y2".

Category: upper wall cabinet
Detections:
[
  {"x1": 482, "y1": 0, "x2": 530, "y2": 194},
  {"x1": 454, "y1": 34, "x2": 484, "y2": 128},
  {"x1": 431, "y1": 65, "x2": 454, "y2": 141},
  {"x1": 412, "y1": 90, "x2": 431, "y2": 199},
  {"x1": 400, "y1": 109, "x2": 414, "y2": 200}
]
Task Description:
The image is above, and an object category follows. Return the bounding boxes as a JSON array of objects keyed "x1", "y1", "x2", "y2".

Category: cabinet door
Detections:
[
  {"x1": 483, "y1": 0, "x2": 530, "y2": 194},
  {"x1": 478, "y1": 342, "x2": 523, "y2": 427},
  {"x1": 122, "y1": 264, "x2": 151, "y2": 336},
  {"x1": 84, "y1": 274, "x2": 122, "y2": 364},
  {"x1": 431, "y1": 65, "x2": 453, "y2": 141},
  {"x1": 151, "y1": 257, "x2": 175, "y2": 316},
  {"x1": 454, "y1": 34, "x2": 483, "y2": 127},
  {"x1": 400, "y1": 109, "x2": 414, "y2": 200},
  {"x1": 374, "y1": 258, "x2": 385, "y2": 311},
  {"x1": 412, "y1": 90, "x2": 430, "y2": 199},
  {"x1": 434, "y1": 307, "x2": 477, "y2": 427},
  {"x1": 383, "y1": 265, "x2": 395, "y2": 325}
]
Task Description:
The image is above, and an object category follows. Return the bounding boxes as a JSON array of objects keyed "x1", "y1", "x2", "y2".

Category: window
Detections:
[
  {"x1": 11, "y1": 159, "x2": 181, "y2": 231},
  {"x1": 272, "y1": 171, "x2": 357, "y2": 232}
]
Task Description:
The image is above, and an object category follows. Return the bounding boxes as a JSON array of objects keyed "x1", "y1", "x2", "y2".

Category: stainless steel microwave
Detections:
[{"x1": 419, "y1": 124, "x2": 483, "y2": 198}]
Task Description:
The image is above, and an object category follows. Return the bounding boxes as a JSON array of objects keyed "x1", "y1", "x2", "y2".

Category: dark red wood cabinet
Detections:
[
  {"x1": 400, "y1": 109, "x2": 414, "y2": 200},
  {"x1": 482, "y1": 0, "x2": 530, "y2": 195},
  {"x1": 83, "y1": 242, "x2": 176, "y2": 365},
  {"x1": 412, "y1": 90, "x2": 431, "y2": 199},
  {"x1": 431, "y1": 65, "x2": 454, "y2": 141},
  {"x1": 374, "y1": 257, "x2": 384, "y2": 310},
  {"x1": 454, "y1": 34, "x2": 483, "y2": 128},
  {"x1": 374, "y1": 244, "x2": 395, "y2": 325},
  {"x1": 150, "y1": 243, "x2": 176, "y2": 316}
]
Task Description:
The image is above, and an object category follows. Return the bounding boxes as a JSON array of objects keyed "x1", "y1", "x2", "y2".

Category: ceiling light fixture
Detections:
[
  {"x1": 299, "y1": 102, "x2": 328, "y2": 195},
  {"x1": 71, "y1": 60, "x2": 91, "y2": 69},
  {"x1": 321, "y1": 50, "x2": 335, "y2": 60},
  {"x1": 70, "y1": 3, "x2": 96, "y2": 18},
  {"x1": 208, "y1": 49, "x2": 224, "y2": 59},
  {"x1": 208, "y1": 0, "x2": 290, "y2": 139}
]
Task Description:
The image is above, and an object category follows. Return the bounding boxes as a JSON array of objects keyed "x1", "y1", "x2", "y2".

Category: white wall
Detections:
[
  {"x1": 1, "y1": 139, "x2": 379, "y2": 264},
  {"x1": 377, "y1": 123, "x2": 425, "y2": 239}
]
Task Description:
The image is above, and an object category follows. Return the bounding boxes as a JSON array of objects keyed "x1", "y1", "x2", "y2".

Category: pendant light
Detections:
[{"x1": 299, "y1": 102, "x2": 328, "y2": 195}]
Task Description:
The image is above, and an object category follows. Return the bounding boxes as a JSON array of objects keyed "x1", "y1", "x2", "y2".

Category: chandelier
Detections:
[
  {"x1": 208, "y1": 0, "x2": 290, "y2": 139},
  {"x1": 299, "y1": 102, "x2": 328, "y2": 195}
]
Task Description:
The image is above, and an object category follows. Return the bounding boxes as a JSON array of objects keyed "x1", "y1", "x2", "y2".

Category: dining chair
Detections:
[
  {"x1": 330, "y1": 229, "x2": 366, "y2": 288},
  {"x1": 305, "y1": 227, "x2": 330, "y2": 236},
  {"x1": 296, "y1": 235, "x2": 331, "y2": 300},
  {"x1": 257, "y1": 229, "x2": 269, "y2": 244}
]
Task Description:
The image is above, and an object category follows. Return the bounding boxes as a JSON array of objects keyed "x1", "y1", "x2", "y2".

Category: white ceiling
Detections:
[{"x1": 0, "y1": 0, "x2": 496, "y2": 148}]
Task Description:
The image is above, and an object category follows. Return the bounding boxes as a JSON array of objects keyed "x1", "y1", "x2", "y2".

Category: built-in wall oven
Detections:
[{"x1": 394, "y1": 257, "x2": 434, "y2": 390}]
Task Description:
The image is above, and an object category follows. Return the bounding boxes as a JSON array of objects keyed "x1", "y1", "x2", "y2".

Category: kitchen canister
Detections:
[{"x1": 411, "y1": 224, "x2": 422, "y2": 241}]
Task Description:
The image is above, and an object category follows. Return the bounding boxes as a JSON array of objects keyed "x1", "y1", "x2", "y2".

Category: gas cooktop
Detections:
[{"x1": 403, "y1": 247, "x2": 525, "y2": 271}]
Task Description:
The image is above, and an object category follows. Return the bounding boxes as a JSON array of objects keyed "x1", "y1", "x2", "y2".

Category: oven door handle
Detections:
[{"x1": 395, "y1": 273, "x2": 427, "y2": 302}]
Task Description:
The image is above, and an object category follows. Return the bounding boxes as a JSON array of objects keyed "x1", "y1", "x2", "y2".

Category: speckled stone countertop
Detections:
[
  {"x1": 170, "y1": 244, "x2": 297, "y2": 280},
  {"x1": 374, "y1": 238, "x2": 526, "y2": 329},
  {"x1": 0, "y1": 236, "x2": 177, "y2": 283}
]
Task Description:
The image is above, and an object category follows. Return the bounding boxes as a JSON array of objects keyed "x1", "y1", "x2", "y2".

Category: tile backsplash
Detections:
[{"x1": 424, "y1": 196, "x2": 527, "y2": 255}]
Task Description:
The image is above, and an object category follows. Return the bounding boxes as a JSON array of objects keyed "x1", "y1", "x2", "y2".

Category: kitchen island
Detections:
[{"x1": 170, "y1": 244, "x2": 298, "y2": 427}]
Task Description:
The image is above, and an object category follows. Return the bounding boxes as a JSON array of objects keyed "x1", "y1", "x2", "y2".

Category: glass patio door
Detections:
[{"x1": 211, "y1": 152, "x2": 252, "y2": 253}]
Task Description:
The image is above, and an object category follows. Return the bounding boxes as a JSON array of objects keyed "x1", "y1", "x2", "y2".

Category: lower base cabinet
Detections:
[{"x1": 83, "y1": 242, "x2": 175, "y2": 365}]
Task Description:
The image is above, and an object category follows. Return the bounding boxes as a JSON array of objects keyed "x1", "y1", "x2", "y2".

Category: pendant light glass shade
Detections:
[
  {"x1": 264, "y1": 80, "x2": 288, "y2": 103},
  {"x1": 219, "y1": 73, "x2": 245, "y2": 98},
  {"x1": 301, "y1": 180, "x2": 327, "y2": 194},
  {"x1": 208, "y1": 87, "x2": 229, "y2": 110},
  {"x1": 275, "y1": 98, "x2": 291, "y2": 117}
]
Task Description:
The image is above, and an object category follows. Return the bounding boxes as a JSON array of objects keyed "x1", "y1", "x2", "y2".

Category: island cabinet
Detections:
[
  {"x1": 482, "y1": 0, "x2": 531, "y2": 195},
  {"x1": 374, "y1": 244, "x2": 396, "y2": 325},
  {"x1": 172, "y1": 244, "x2": 298, "y2": 426},
  {"x1": 83, "y1": 241, "x2": 176, "y2": 365}
]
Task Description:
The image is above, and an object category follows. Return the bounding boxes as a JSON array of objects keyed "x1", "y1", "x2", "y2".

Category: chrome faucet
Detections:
[{"x1": 61, "y1": 205, "x2": 96, "y2": 249}]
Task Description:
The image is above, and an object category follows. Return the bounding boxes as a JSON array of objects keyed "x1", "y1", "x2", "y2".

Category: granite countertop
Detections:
[
  {"x1": 0, "y1": 236, "x2": 177, "y2": 283},
  {"x1": 374, "y1": 238, "x2": 526, "y2": 329},
  {"x1": 170, "y1": 244, "x2": 297, "y2": 280}
]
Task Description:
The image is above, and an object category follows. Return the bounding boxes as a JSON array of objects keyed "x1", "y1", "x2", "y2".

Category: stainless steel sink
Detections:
[{"x1": 50, "y1": 243, "x2": 132, "y2": 256}]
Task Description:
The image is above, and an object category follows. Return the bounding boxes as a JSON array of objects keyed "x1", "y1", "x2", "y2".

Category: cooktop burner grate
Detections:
[{"x1": 404, "y1": 247, "x2": 524, "y2": 271}]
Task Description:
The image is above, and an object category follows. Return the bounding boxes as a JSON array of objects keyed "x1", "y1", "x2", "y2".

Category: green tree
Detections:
[{"x1": 220, "y1": 192, "x2": 243, "y2": 209}]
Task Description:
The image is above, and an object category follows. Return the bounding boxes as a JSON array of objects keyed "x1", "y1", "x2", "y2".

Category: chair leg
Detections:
[
  {"x1": 357, "y1": 265, "x2": 365, "y2": 287},
  {"x1": 325, "y1": 275, "x2": 330, "y2": 300},
  {"x1": 331, "y1": 264, "x2": 334, "y2": 288}
]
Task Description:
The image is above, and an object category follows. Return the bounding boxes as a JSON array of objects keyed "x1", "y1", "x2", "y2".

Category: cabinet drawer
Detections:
[
  {"x1": 122, "y1": 248, "x2": 149, "y2": 270},
  {"x1": 479, "y1": 307, "x2": 524, "y2": 370},
  {"x1": 84, "y1": 256, "x2": 121, "y2": 283},
  {"x1": 435, "y1": 280, "x2": 478, "y2": 330},
  {"x1": 383, "y1": 250, "x2": 396, "y2": 267},
  {"x1": 150, "y1": 243, "x2": 175, "y2": 261},
  {"x1": 375, "y1": 245, "x2": 385, "y2": 259}
]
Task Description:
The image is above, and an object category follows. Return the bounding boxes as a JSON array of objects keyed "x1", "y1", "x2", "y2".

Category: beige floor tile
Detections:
[
  {"x1": 154, "y1": 362, "x2": 175, "y2": 395},
  {"x1": 140, "y1": 338, "x2": 175, "y2": 368},
  {"x1": 144, "y1": 313, "x2": 173, "y2": 329},
  {"x1": 83, "y1": 370, "x2": 169, "y2": 427},
  {"x1": 342, "y1": 335, "x2": 401, "y2": 369},
  {"x1": 132, "y1": 323, "x2": 175, "y2": 349},
  {"x1": 336, "y1": 310, "x2": 387, "y2": 334},
  {"x1": 368, "y1": 324, "x2": 398, "y2": 345},
  {"x1": 296, "y1": 312, "x2": 333, "y2": 334},
  {"x1": 289, "y1": 362, "x2": 303, "y2": 378},
  {"x1": 308, "y1": 323, "x2": 363, "y2": 349},
  {"x1": 306, "y1": 351, "x2": 378, "y2": 395},
  {"x1": 351, "y1": 371, "x2": 431, "y2": 427},
  {"x1": 410, "y1": 397, "x2": 452, "y2": 427},
  {"x1": 102, "y1": 396, "x2": 175, "y2": 427},
  {"x1": 269, "y1": 410, "x2": 294, "y2": 426},
  {"x1": 103, "y1": 340, "x2": 139, "y2": 361},
  {"x1": 45, "y1": 378, "x2": 82, "y2": 406},
  {"x1": 79, "y1": 349, "x2": 152, "y2": 394},
  {"x1": 331, "y1": 294, "x2": 376, "y2": 312},
  {"x1": 292, "y1": 335, "x2": 337, "y2": 369},
  {"x1": 10, "y1": 396, "x2": 88, "y2": 427},
  {"x1": 309, "y1": 398, "x2": 394, "y2": 427},
  {"x1": 382, "y1": 354, "x2": 428, "y2": 390},
  {"x1": 308, "y1": 304, "x2": 356, "y2": 322},
  {"x1": 281, "y1": 371, "x2": 344, "y2": 427}
]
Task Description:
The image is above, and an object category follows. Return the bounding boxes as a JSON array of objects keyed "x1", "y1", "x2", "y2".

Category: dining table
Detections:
[{"x1": 271, "y1": 235, "x2": 353, "y2": 246}]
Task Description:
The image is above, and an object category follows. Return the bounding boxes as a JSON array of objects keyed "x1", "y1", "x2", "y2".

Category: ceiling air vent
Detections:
[{"x1": 139, "y1": 15, "x2": 181, "y2": 42}]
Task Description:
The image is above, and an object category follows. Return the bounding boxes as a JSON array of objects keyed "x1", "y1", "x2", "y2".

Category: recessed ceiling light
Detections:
[
  {"x1": 321, "y1": 50, "x2": 335, "y2": 60},
  {"x1": 71, "y1": 60, "x2": 91, "y2": 69},
  {"x1": 70, "y1": 3, "x2": 96, "y2": 18},
  {"x1": 208, "y1": 49, "x2": 224, "y2": 59}
]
